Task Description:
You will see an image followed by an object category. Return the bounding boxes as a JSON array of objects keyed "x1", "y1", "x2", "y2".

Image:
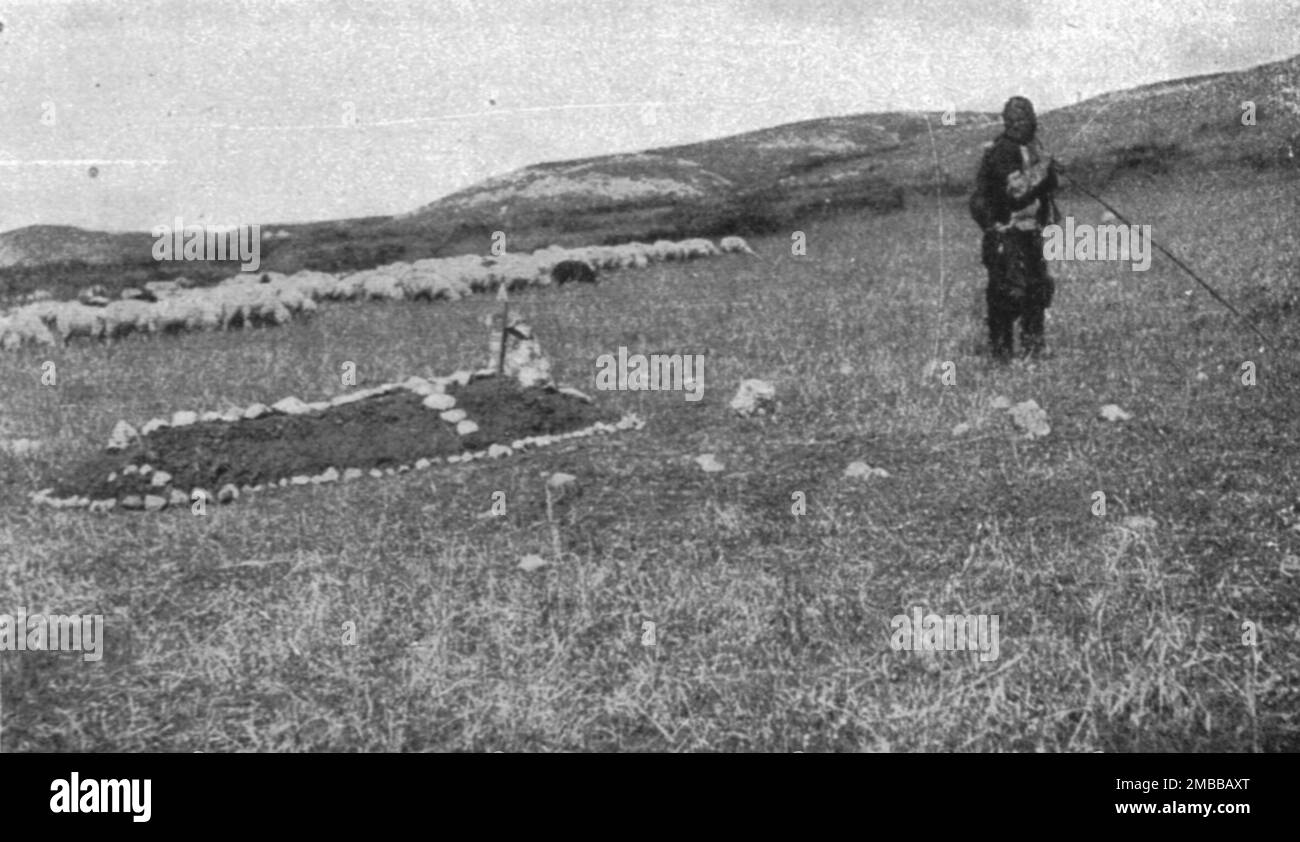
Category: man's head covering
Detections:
[{"x1": 1002, "y1": 96, "x2": 1037, "y2": 143}]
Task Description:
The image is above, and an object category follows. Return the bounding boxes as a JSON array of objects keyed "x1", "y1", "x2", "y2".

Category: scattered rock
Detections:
[
  {"x1": 200, "y1": 411, "x2": 224, "y2": 423},
  {"x1": 422, "y1": 393, "x2": 456, "y2": 411},
  {"x1": 844, "y1": 461, "x2": 890, "y2": 479},
  {"x1": 730, "y1": 379, "x2": 776, "y2": 417},
  {"x1": 243, "y1": 403, "x2": 269, "y2": 420},
  {"x1": 343, "y1": 468, "x2": 364, "y2": 481},
  {"x1": 414, "y1": 458, "x2": 431, "y2": 470},
  {"x1": 1120, "y1": 515, "x2": 1157, "y2": 533},
  {"x1": 143, "y1": 494, "x2": 168, "y2": 512},
  {"x1": 1008, "y1": 400, "x2": 1050, "y2": 439},
  {"x1": 217, "y1": 484, "x2": 239, "y2": 504},
  {"x1": 168, "y1": 488, "x2": 190, "y2": 507},
  {"x1": 695, "y1": 453, "x2": 725, "y2": 473},
  {"x1": 107, "y1": 420, "x2": 139, "y2": 451},
  {"x1": 1098, "y1": 404, "x2": 1132, "y2": 422},
  {"x1": 171, "y1": 410, "x2": 198, "y2": 427},
  {"x1": 291, "y1": 475, "x2": 311, "y2": 485},
  {"x1": 547, "y1": 472, "x2": 578, "y2": 492},
  {"x1": 150, "y1": 470, "x2": 173, "y2": 487},
  {"x1": 318, "y1": 467, "x2": 340, "y2": 483},
  {"x1": 488, "y1": 444, "x2": 512, "y2": 458},
  {"x1": 141, "y1": 418, "x2": 169, "y2": 436},
  {"x1": 221, "y1": 408, "x2": 244, "y2": 423},
  {"x1": 121, "y1": 495, "x2": 144, "y2": 510},
  {"x1": 517, "y1": 554, "x2": 548, "y2": 572},
  {"x1": 271, "y1": 397, "x2": 312, "y2": 415},
  {"x1": 456, "y1": 419, "x2": 479, "y2": 436},
  {"x1": 89, "y1": 499, "x2": 116, "y2": 514}
]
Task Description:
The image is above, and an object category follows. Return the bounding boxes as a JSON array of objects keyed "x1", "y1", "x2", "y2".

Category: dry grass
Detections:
[{"x1": 1, "y1": 166, "x2": 1297, "y2": 751}]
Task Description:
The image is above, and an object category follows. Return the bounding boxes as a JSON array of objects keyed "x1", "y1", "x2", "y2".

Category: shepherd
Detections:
[{"x1": 970, "y1": 96, "x2": 1060, "y2": 361}]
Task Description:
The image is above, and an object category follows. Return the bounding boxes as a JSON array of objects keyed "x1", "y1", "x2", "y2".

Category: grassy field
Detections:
[{"x1": 1, "y1": 165, "x2": 1297, "y2": 751}]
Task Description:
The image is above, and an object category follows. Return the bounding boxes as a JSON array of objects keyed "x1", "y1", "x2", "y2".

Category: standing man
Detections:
[{"x1": 970, "y1": 96, "x2": 1060, "y2": 361}]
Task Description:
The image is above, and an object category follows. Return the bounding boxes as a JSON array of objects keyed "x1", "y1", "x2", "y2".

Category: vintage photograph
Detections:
[{"x1": 1, "y1": 0, "x2": 1297, "y2": 762}]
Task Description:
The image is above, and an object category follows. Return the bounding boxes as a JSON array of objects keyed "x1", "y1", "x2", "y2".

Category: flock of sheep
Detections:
[{"x1": 0, "y1": 234, "x2": 756, "y2": 351}]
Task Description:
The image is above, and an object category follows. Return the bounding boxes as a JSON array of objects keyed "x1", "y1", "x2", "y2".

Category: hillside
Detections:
[{"x1": 1, "y1": 52, "x2": 1295, "y2": 298}]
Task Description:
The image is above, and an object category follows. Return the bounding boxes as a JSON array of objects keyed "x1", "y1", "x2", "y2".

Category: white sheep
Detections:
[
  {"x1": 719, "y1": 235, "x2": 757, "y2": 255},
  {"x1": 361, "y1": 271, "x2": 406, "y2": 301},
  {"x1": 103, "y1": 299, "x2": 159, "y2": 338},
  {"x1": 54, "y1": 302, "x2": 107, "y2": 343},
  {"x1": 0, "y1": 316, "x2": 21, "y2": 350},
  {"x1": 9, "y1": 306, "x2": 59, "y2": 346},
  {"x1": 680, "y1": 237, "x2": 721, "y2": 259}
]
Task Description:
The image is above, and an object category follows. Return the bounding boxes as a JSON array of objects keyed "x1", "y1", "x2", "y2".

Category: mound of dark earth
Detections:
[{"x1": 38, "y1": 375, "x2": 632, "y2": 511}]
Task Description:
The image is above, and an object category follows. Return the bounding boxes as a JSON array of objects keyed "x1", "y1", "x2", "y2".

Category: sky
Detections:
[{"x1": 0, "y1": 0, "x2": 1295, "y2": 232}]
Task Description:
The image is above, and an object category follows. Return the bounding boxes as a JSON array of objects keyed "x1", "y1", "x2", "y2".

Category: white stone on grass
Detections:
[
  {"x1": 141, "y1": 418, "x2": 169, "y2": 435},
  {"x1": 1120, "y1": 515, "x2": 1158, "y2": 532},
  {"x1": 107, "y1": 420, "x2": 139, "y2": 451},
  {"x1": 456, "y1": 420, "x2": 479, "y2": 436},
  {"x1": 343, "y1": 468, "x2": 364, "y2": 481},
  {"x1": 695, "y1": 453, "x2": 725, "y2": 473},
  {"x1": 272, "y1": 397, "x2": 312, "y2": 415},
  {"x1": 488, "y1": 444, "x2": 512, "y2": 459},
  {"x1": 422, "y1": 393, "x2": 456, "y2": 411},
  {"x1": 217, "y1": 484, "x2": 239, "y2": 504},
  {"x1": 441, "y1": 409, "x2": 467, "y2": 424},
  {"x1": 171, "y1": 410, "x2": 198, "y2": 427},
  {"x1": 1098, "y1": 404, "x2": 1132, "y2": 422},
  {"x1": 150, "y1": 471, "x2": 173, "y2": 487},
  {"x1": 844, "y1": 461, "x2": 890, "y2": 479},
  {"x1": 518, "y1": 554, "x2": 548, "y2": 572},
  {"x1": 144, "y1": 494, "x2": 168, "y2": 512},
  {"x1": 1009, "y1": 400, "x2": 1050, "y2": 439},
  {"x1": 243, "y1": 403, "x2": 270, "y2": 420}
]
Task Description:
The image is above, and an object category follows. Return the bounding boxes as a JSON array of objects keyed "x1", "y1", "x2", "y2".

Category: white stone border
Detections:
[{"x1": 31, "y1": 375, "x2": 638, "y2": 513}]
